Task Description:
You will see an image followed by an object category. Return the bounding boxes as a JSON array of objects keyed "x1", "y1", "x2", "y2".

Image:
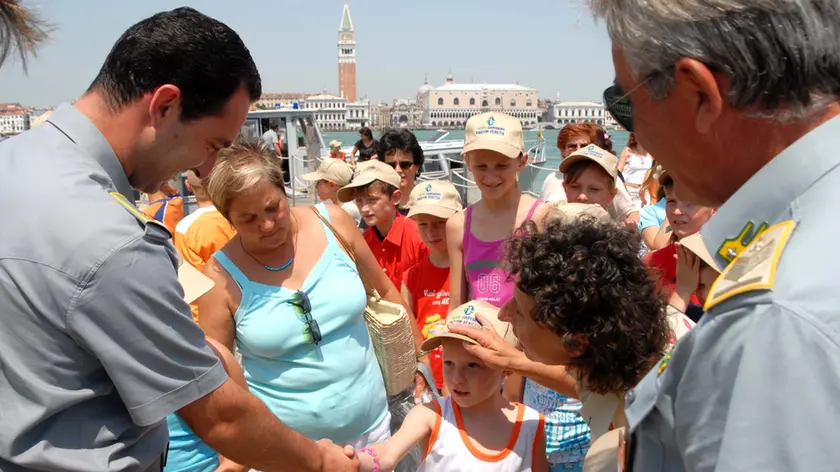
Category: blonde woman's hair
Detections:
[{"x1": 205, "y1": 138, "x2": 285, "y2": 219}]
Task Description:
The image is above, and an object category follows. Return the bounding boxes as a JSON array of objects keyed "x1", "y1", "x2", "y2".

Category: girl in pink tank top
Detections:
[
  {"x1": 462, "y1": 200, "x2": 542, "y2": 307},
  {"x1": 447, "y1": 112, "x2": 551, "y2": 312}
]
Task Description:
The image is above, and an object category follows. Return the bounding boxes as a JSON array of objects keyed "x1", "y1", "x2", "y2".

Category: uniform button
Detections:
[
  {"x1": 381, "y1": 248, "x2": 386, "y2": 252},
  {"x1": 625, "y1": 389, "x2": 636, "y2": 405}
]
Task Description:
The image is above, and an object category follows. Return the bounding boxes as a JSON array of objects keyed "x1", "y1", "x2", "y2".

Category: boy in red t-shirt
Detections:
[
  {"x1": 338, "y1": 160, "x2": 428, "y2": 289},
  {"x1": 402, "y1": 180, "x2": 464, "y2": 397},
  {"x1": 644, "y1": 170, "x2": 716, "y2": 305}
]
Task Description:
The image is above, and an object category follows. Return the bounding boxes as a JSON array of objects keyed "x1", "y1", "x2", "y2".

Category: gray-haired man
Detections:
[{"x1": 591, "y1": 0, "x2": 840, "y2": 470}]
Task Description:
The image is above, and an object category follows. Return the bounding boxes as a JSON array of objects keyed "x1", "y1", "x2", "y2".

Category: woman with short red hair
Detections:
[{"x1": 540, "y1": 123, "x2": 639, "y2": 227}]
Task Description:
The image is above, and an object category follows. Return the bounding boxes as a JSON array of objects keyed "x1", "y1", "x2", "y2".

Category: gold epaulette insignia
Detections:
[{"x1": 705, "y1": 220, "x2": 796, "y2": 311}]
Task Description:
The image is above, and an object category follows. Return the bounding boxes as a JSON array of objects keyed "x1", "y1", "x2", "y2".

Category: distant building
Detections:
[
  {"x1": 0, "y1": 103, "x2": 31, "y2": 135},
  {"x1": 338, "y1": 2, "x2": 356, "y2": 101},
  {"x1": 301, "y1": 94, "x2": 347, "y2": 131},
  {"x1": 346, "y1": 99, "x2": 372, "y2": 130},
  {"x1": 418, "y1": 73, "x2": 539, "y2": 129},
  {"x1": 383, "y1": 99, "x2": 422, "y2": 130},
  {"x1": 552, "y1": 101, "x2": 606, "y2": 127}
]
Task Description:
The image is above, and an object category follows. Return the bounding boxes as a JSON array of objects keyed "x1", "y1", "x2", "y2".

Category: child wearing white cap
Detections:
[
  {"x1": 447, "y1": 112, "x2": 553, "y2": 311},
  {"x1": 302, "y1": 158, "x2": 362, "y2": 227},
  {"x1": 560, "y1": 145, "x2": 619, "y2": 213},
  {"x1": 401, "y1": 180, "x2": 464, "y2": 398},
  {"x1": 357, "y1": 300, "x2": 548, "y2": 472}
]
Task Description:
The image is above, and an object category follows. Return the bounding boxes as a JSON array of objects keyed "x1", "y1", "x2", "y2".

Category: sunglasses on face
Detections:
[
  {"x1": 290, "y1": 290, "x2": 322, "y2": 345},
  {"x1": 603, "y1": 82, "x2": 635, "y2": 132},
  {"x1": 387, "y1": 161, "x2": 414, "y2": 170}
]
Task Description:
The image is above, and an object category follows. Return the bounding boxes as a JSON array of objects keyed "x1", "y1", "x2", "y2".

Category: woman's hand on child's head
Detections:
[
  {"x1": 448, "y1": 313, "x2": 525, "y2": 371},
  {"x1": 674, "y1": 243, "x2": 701, "y2": 296}
]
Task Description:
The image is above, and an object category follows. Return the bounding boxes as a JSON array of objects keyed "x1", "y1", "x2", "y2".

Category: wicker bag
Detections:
[{"x1": 311, "y1": 207, "x2": 416, "y2": 395}]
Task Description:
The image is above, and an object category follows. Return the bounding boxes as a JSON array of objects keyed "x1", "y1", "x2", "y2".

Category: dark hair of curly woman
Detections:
[{"x1": 505, "y1": 217, "x2": 669, "y2": 395}]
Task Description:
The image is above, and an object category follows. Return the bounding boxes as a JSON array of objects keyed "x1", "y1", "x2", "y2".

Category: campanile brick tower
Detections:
[{"x1": 338, "y1": 2, "x2": 357, "y2": 102}]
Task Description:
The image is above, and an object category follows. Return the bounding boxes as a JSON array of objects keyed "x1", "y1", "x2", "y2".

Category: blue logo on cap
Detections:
[
  {"x1": 588, "y1": 145, "x2": 595, "y2": 151},
  {"x1": 487, "y1": 116, "x2": 496, "y2": 126},
  {"x1": 464, "y1": 305, "x2": 475, "y2": 316},
  {"x1": 425, "y1": 183, "x2": 433, "y2": 192}
]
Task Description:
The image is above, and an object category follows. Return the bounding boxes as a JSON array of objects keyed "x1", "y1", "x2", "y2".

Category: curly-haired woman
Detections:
[{"x1": 449, "y1": 216, "x2": 693, "y2": 469}]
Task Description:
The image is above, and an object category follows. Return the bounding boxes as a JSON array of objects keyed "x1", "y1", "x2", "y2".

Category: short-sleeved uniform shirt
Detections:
[
  {"x1": 0, "y1": 104, "x2": 227, "y2": 471},
  {"x1": 625, "y1": 115, "x2": 840, "y2": 471},
  {"x1": 362, "y1": 212, "x2": 428, "y2": 289}
]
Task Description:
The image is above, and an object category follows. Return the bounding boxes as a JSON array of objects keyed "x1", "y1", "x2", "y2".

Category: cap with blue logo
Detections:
[
  {"x1": 463, "y1": 112, "x2": 525, "y2": 159},
  {"x1": 559, "y1": 144, "x2": 619, "y2": 180},
  {"x1": 420, "y1": 300, "x2": 517, "y2": 352},
  {"x1": 407, "y1": 180, "x2": 463, "y2": 219}
]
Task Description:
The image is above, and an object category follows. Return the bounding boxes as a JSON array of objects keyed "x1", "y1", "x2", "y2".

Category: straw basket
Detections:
[{"x1": 364, "y1": 292, "x2": 416, "y2": 395}]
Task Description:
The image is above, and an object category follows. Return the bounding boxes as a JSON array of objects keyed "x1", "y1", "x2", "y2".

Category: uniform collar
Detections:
[
  {"x1": 47, "y1": 103, "x2": 133, "y2": 198},
  {"x1": 702, "y1": 114, "x2": 840, "y2": 268}
]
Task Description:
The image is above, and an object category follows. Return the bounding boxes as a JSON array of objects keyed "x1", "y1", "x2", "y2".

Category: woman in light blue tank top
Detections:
[
  {"x1": 211, "y1": 204, "x2": 390, "y2": 444},
  {"x1": 195, "y1": 144, "x2": 394, "y2": 450}
]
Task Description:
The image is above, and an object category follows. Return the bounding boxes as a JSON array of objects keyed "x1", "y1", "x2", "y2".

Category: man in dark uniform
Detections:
[{"x1": 0, "y1": 7, "x2": 358, "y2": 472}]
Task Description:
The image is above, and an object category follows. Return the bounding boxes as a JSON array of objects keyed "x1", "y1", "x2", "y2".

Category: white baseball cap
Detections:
[
  {"x1": 337, "y1": 160, "x2": 402, "y2": 203},
  {"x1": 559, "y1": 144, "x2": 619, "y2": 180},
  {"x1": 420, "y1": 300, "x2": 517, "y2": 352},
  {"x1": 463, "y1": 112, "x2": 524, "y2": 159},
  {"x1": 303, "y1": 158, "x2": 353, "y2": 187},
  {"x1": 407, "y1": 180, "x2": 463, "y2": 219}
]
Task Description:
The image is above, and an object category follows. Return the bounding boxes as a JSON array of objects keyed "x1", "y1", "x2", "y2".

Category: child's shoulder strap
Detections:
[{"x1": 424, "y1": 400, "x2": 444, "y2": 459}]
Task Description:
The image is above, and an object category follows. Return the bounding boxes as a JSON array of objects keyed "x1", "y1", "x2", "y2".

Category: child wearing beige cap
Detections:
[
  {"x1": 338, "y1": 160, "x2": 429, "y2": 290},
  {"x1": 448, "y1": 112, "x2": 553, "y2": 311},
  {"x1": 401, "y1": 181, "x2": 464, "y2": 397},
  {"x1": 303, "y1": 158, "x2": 361, "y2": 227},
  {"x1": 357, "y1": 300, "x2": 548, "y2": 472},
  {"x1": 560, "y1": 144, "x2": 619, "y2": 213}
]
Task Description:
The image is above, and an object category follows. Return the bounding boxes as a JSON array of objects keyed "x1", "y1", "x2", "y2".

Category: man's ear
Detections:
[{"x1": 148, "y1": 84, "x2": 182, "y2": 127}]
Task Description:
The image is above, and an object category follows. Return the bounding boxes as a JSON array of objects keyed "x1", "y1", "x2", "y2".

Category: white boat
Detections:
[{"x1": 183, "y1": 108, "x2": 548, "y2": 213}]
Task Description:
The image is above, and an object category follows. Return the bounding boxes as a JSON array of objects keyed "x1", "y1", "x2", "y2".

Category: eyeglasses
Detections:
[
  {"x1": 387, "y1": 161, "x2": 414, "y2": 170},
  {"x1": 290, "y1": 290, "x2": 322, "y2": 345}
]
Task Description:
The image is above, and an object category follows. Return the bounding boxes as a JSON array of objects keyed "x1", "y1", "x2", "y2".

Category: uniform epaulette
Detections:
[
  {"x1": 705, "y1": 220, "x2": 796, "y2": 310},
  {"x1": 108, "y1": 191, "x2": 171, "y2": 236}
]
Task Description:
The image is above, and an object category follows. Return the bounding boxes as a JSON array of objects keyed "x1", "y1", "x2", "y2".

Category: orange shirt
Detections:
[
  {"x1": 362, "y1": 213, "x2": 428, "y2": 290},
  {"x1": 174, "y1": 206, "x2": 237, "y2": 322},
  {"x1": 330, "y1": 151, "x2": 347, "y2": 162},
  {"x1": 142, "y1": 196, "x2": 184, "y2": 234},
  {"x1": 404, "y1": 257, "x2": 450, "y2": 388}
]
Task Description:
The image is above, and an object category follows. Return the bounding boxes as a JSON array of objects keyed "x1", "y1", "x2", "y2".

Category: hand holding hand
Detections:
[{"x1": 316, "y1": 439, "x2": 360, "y2": 472}]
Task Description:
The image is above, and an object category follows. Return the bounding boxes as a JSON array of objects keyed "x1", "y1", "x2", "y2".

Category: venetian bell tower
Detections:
[{"x1": 338, "y1": 1, "x2": 357, "y2": 102}]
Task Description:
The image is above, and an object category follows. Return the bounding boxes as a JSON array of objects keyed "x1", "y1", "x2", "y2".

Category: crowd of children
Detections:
[{"x1": 148, "y1": 111, "x2": 717, "y2": 472}]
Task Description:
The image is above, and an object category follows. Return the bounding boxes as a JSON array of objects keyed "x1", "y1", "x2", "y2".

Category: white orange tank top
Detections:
[{"x1": 419, "y1": 397, "x2": 545, "y2": 472}]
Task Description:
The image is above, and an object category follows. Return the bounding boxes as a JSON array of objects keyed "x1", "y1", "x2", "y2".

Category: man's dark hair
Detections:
[
  {"x1": 87, "y1": 7, "x2": 261, "y2": 121},
  {"x1": 270, "y1": 123, "x2": 279, "y2": 131},
  {"x1": 378, "y1": 128, "x2": 425, "y2": 178},
  {"x1": 505, "y1": 217, "x2": 669, "y2": 395}
]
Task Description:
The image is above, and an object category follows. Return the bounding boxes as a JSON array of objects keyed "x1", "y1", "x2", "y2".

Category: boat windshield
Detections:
[{"x1": 429, "y1": 130, "x2": 450, "y2": 143}]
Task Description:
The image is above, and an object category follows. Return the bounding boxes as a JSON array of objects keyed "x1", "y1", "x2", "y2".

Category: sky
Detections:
[{"x1": 0, "y1": 0, "x2": 617, "y2": 108}]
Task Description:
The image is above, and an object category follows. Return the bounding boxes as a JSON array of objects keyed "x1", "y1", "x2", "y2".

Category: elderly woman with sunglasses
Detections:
[{"x1": 198, "y1": 138, "x2": 396, "y2": 450}]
